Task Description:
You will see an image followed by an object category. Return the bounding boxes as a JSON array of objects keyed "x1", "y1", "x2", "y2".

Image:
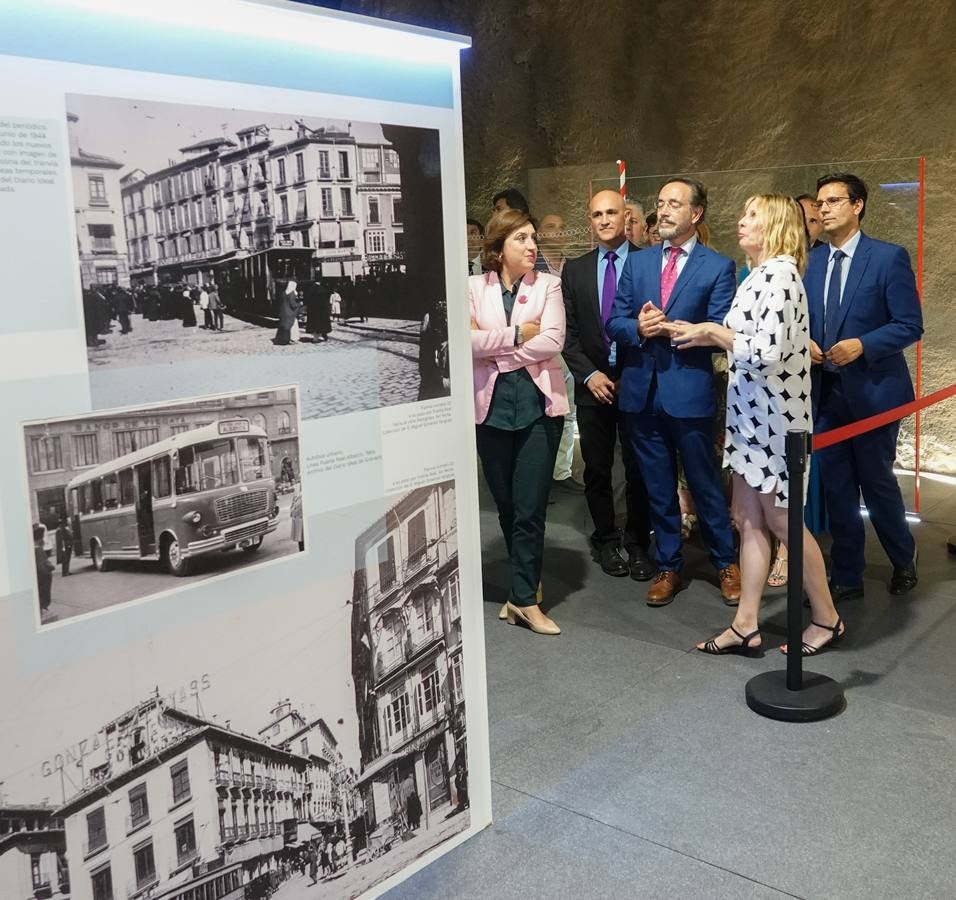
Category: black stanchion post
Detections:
[
  {"x1": 745, "y1": 429, "x2": 845, "y2": 722},
  {"x1": 786, "y1": 431, "x2": 805, "y2": 692}
]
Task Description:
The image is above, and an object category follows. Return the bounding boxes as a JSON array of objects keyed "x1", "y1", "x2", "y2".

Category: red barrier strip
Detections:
[{"x1": 812, "y1": 381, "x2": 956, "y2": 450}]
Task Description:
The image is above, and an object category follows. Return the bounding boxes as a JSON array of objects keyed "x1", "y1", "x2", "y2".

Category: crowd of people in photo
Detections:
[{"x1": 469, "y1": 173, "x2": 922, "y2": 656}]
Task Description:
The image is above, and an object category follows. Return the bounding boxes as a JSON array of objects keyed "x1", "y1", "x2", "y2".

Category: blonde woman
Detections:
[{"x1": 665, "y1": 195, "x2": 844, "y2": 656}]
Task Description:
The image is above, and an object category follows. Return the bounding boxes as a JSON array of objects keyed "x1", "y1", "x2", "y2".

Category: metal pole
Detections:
[{"x1": 785, "y1": 430, "x2": 807, "y2": 691}]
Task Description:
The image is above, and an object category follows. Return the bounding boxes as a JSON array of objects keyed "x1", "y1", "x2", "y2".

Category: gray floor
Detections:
[{"x1": 387, "y1": 472, "x2": 956, "y2": 900}]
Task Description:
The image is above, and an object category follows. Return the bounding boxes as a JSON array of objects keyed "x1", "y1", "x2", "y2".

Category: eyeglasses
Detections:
[
  {"x1": 655, "y1": 199, "x2": 687, "y2": 211},
  {"x1": 818, "y1": 196, "x2": 852, "y2": 209}
]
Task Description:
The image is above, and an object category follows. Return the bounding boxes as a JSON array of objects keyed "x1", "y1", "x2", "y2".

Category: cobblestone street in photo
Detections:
[{"x1": 87, "y1": 313, "x2": 424, "y2": 418}]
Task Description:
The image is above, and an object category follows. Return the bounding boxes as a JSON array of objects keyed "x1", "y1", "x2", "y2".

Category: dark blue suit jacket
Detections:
[
  {"x1": 806, "y1": 233, "x2": 923, "y2": 418},
  {"x1": 606, "y1": 241, "x2": 735, "y2": 417}
]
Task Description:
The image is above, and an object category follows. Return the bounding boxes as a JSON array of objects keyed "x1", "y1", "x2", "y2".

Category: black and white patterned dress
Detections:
[{"x1": 724, "y1": 255, "x2": 812, "y2": 507}]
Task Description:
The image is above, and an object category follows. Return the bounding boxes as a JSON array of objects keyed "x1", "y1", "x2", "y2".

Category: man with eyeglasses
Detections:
[
  {"x1": 806, "y1": 172, "x2": 923, "y2": 601},
  {"x1": 607, "y1": 178, "x2": 740, "y2": 606}
]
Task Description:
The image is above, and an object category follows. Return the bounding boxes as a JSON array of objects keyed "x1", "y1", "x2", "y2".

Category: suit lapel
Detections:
[
  {"x1": 483, "y1": 272, "x2": 509, "y2": 328},
  {"x1": 646, "y1": 245, "x2": 665, "y2": 309},
  {"x1": 832, "y1": 233, "x2": 870, "y2": 339},
  {"x1": 663, "y1": 243, "x2": 704, "y2": 316},
  {"x1": 584, "y1": 248, "x2": 603, "y2": 332},
  {"x1": 808, "y1": 252, "x2": 828, "y2": 344}
]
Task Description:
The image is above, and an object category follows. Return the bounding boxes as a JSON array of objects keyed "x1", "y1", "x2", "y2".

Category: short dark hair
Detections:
[
  {"x1": 491, "y1": 188, "x2": 530, "y2": 214},
  {"x1": 466, "y1": 218, "x2": 484, "y2": 237},
  {"x1": 661, "y1": 177, "x2": 708, "y2": 219},
  {"x1": 795, "y1": 193, "x2": 817, "y2": 204},
  {"x1": 481, "y1": 209, "x2": 534, "y2": 273},
  {"x1": 816, "y1": 172, "x2": 868, "y2": 222},
  {"x1": 645, "y1": 211, "x2": 658, "y2": 226}
]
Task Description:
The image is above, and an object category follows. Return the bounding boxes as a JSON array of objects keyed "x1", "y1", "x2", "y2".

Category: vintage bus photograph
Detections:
[
  {"x1": 23, "y1": 387, "x2": 306, "y2": 626},
  {"x1": 66, "y1": 92, "x2": 450, "y2": 421}
]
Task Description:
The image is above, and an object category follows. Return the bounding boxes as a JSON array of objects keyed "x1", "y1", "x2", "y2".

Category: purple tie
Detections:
[{"x1": 601, "y1": 250, "x2": 618, "y2": 344}]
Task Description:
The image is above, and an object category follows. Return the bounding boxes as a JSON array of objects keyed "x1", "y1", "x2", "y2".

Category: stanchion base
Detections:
[{"x1": 745, "y1": 670, "x2": 845, "y2": 722}]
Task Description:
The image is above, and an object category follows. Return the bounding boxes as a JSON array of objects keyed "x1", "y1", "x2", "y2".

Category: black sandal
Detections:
[
  {"x1": 782, "y1": 617, "x2": 845, "y2": 656},
  {"x1": 697, "y1": 625, "x2": 761, "y2": 656}
]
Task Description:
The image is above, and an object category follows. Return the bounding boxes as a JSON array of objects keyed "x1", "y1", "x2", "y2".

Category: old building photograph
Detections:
[
  {"x1": 350, "y1": 481, "x2": 470, "y2": 861},
  {"x1": 1, "y1": 479, "x2": 472, "y2": 900},
  {"x1": 22, "y1": 387, "x2": 305, "y2": 626},
  {"x1": 66, "y1": 94, "x2": 450, "y2": 421}
]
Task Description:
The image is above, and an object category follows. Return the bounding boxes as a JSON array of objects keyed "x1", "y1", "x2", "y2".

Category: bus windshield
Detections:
[
  {"x1": 237, "y1": 437, "x2": 269, "y2": 483},
  {"x1": 174, "y1": 440, "x2": 240, "y2": 494}
]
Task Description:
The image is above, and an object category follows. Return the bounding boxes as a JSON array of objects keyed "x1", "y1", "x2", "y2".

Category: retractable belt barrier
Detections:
[
  {"x1": 742, "y1": 378, "x2": 955, "y2": 721},
  {"x1": 811, "y1": 381, "x2": 956, "y2": 450}
]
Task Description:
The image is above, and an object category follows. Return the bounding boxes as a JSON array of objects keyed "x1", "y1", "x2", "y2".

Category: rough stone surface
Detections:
[{"x1": 343, "y1": 0, "x2": 955, "y2": 471}]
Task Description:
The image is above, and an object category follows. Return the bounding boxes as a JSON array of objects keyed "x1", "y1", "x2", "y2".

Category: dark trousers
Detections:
[
  {"x1": 476, "y1": 415, "x2": 563, "y2": 606},
  {"x1": 577, "y1": 400, "x2": 651, "y2": 549},
  {"x1": 622, "y1": 378, "x2": 736, "y2": 572},
  {"x1": 816, "y1": 374, "x2": 915, "y2": 585},
  {"x1": 213, "y1": 309, "x2": 224, "y2": 330},
  {"x1": 60, "y1": 548, "x2": 72, "y2": 577}
]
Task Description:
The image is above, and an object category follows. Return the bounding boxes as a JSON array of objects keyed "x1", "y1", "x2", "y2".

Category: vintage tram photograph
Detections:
[
  {"x1": 23, "y1": 386, "x2": 306, "y2": 626},
  {"x1": 66, "y1": 92, "x2": 450, "y2": 421}
]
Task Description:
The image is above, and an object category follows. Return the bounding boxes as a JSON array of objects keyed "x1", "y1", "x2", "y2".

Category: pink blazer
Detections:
[{"x1": 469, "y1": 269, "x2": 569, "y2": 424}]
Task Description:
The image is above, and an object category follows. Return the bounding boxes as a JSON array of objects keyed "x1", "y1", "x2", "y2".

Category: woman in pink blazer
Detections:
[{"x1": 470, "y1": 208, "x2": 569, "y2": 636}]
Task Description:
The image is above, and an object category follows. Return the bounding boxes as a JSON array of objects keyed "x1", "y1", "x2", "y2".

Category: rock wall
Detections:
[{"x1": 346, "y1": 0, "x2": 956, "y2": 473}]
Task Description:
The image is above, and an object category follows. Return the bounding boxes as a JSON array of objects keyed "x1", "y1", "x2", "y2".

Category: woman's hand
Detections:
[
  {"x1": 470, "y1": 317, "x2": 479, "y2": 329},
  {"x1": 662, "y1": 320, "x2": 711, "y2": 348},
  {"x1": 519, "y1": 322, "x2": 541, "y2": 342},
  {"x1": 662, "y1": 320, "x2": 733, "y2": 350}
]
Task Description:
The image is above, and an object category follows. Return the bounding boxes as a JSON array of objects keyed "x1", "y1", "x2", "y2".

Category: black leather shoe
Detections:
[
  {"x1": 889, "y1": 558, "x2": 918, "y2": 595},
  {"x1": 627, "y1": 546, "x2": 655, "y2": 581},
  {"x1": 552, "y1": 477, "x2": 585, "y2": 495},
  {"x1": 828, "y1": 582, "x2": 864, "y2": 604},
  {"x1": 597, "y1": 544, "x2": 629, "y2": 577}
]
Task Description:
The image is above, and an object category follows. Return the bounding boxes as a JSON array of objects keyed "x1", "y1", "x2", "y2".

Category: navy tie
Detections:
[
  {"x1": 601, "y1": 250, "x2": 618, "y2": 346},
  {"x1": 823, "y1": 249, "x2": 845, "y2": 371}
]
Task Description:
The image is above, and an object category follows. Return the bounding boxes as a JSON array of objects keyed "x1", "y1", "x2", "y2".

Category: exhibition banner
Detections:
[{"x1": 0, "y1": 2, "x2": 487, "y2": 898}]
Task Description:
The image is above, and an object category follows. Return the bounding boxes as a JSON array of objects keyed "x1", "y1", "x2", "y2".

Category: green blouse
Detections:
[{"x1": 482, "y1": 276, "x2": 546, "y2": 430}]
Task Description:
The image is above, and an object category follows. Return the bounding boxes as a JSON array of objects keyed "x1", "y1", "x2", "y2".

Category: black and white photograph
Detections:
[
  {"x1": 23, "y1": 386, "x2": 305, "y2": 626},
  {"x1": 0, "y1": 480, "x2": 469, "y2": 900},
  {"x1": 66, "y1": 93, "x2": 450, "y2": 420}
]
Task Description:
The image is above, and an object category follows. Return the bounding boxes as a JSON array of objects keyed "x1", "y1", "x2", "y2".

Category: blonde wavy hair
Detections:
[{"x1": 743, "y1": 194, "x2": 808, "y2": 274}]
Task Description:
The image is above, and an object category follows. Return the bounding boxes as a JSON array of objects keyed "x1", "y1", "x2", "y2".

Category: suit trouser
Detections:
[
  {"x1": 815, "y1": 373, "x2": 915, "y2": 585},
  {"x1": 552, "y1": 357, "x2": 577, "y2": 481},
  {"x1": 476, "y1": 415, "x2": 564, "y2": 606},
  {"x1": 622, "y1": 376, "x2": 736, "y2": 572},
  {"x1": 61, "y1": 549, "x2": 71, "y2": 577},
  {"x1": 577, "y1": 399, "x2": 652, "y2": 550}
]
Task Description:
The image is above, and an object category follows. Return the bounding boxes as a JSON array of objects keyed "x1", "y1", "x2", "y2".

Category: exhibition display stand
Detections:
[{"x1": 0, "y1": 3, "x2": 488, "y2": 899}]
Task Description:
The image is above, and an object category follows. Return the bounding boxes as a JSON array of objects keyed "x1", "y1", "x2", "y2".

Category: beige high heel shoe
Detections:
[
  {"x1": 505, "y1": 601, "x2": 561, "y2": 635},
  {"x1": 499, "y1": 582, "x2": 543, "y2": 619}
]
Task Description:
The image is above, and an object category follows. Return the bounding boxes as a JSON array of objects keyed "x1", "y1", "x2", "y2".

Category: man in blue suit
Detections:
[
  {"x1": 808, "y1": 172, "x2": 923, "y2": 600},
  {"x1": 607, "y1": 178, "x2": 740, "y2": 606}
]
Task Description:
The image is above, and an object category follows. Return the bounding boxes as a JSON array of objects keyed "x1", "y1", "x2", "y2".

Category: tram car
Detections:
[{"x1": 214, "y1": 246, "x2": 314, "y2": 319}]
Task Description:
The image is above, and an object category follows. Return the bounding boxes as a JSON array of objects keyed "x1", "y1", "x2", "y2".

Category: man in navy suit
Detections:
[
  {"x1": 607, "y1": 178, "x2": 740, "y2": 606},
  {"x1": 807, "y1": 172, "x2": 923, "y2": 600},
  {"x1": 562, "y1": 189, "x2": 653, "y2": 580}
]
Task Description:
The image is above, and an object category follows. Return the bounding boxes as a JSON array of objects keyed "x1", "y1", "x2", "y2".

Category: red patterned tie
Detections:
[{"x1": 660, "y1": 245, "x2": 683, "y2": 309}]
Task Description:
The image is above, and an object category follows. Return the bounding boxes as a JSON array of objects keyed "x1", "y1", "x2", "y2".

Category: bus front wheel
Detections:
[
  {"x1": 163, "y1": 534, "x2": 191, "y2": 577},
  {"x1": 90, "y1": 539, "x2": 111, "y2": 572}
]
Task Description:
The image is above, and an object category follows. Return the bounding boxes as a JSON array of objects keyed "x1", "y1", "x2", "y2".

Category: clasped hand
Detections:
[
  {"x1": 811, "y1": 338, "x2": 863, "y2": 367},
  {"x1": 637, "y1": 301, "x2": 668, "y2": 339}
]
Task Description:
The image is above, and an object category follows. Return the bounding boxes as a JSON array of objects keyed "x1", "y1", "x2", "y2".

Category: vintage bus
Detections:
[
  {"x1": 214, "y1": 246, "x2": 313, "y2": 320},
  {"x1": 66, "y1": 420, "x2": 279, "y2": 576}
]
